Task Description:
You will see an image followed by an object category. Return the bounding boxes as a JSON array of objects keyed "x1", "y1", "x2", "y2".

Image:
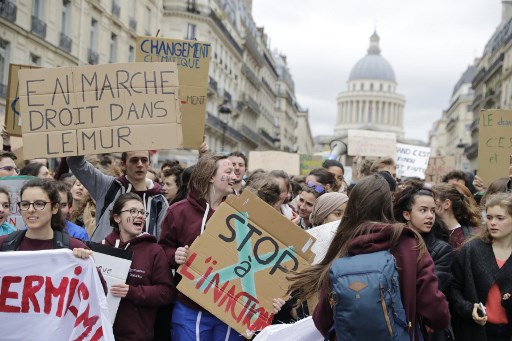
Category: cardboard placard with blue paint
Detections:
[
  {"x1": 135, "y1": 36, "x2": 211, "y2": 149},
  {"x1": 177, "y1": 190, "x2": 316, "y2": 339},
  {"x1": 0, "y1": 176, "x2": 33, "y2": 229},
  {"x1": 5, "y1": 64, "x2": 41, "y2": 137}
]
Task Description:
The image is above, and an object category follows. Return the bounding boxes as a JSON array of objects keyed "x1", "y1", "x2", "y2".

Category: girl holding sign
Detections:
[
  {"x1": 105, "y1": 192, "x2": 175, "y2": 341},
  {"x1": 160, "y1": 154, "x2": 285, "y2": 340}
]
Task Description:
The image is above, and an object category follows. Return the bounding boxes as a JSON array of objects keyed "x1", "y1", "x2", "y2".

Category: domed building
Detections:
[{"x1": 335, "y1": 32, "x2": 405, "y2": 138}]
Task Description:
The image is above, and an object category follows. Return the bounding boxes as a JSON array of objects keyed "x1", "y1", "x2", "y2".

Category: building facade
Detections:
[
  {"x1": 334, "y1": 32, "x2": 405, "y2": 139},
  {"x1": 0, "y1": 0, "x2": 309, "y2": 160},
  {"x1": 465, "y1": 1, "x2": 512, "y2": 170},
  {"x1": 429, "y1": 65, "x2": 475, "y2": 171}
]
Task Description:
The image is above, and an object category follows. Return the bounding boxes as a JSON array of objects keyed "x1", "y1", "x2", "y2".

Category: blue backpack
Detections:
[{"x1": 327, "y1": 250, "x2": 410, "y2": 340}]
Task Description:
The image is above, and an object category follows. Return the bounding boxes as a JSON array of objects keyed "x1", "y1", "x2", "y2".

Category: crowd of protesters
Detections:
[{"x1": 1, "y1": 123, "x2": 512, "y2": 340}]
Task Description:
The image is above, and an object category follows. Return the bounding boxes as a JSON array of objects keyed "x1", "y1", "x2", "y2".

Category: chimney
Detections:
[{"x1": 502, "y1": 0, "x2": 512, "y2": 24}]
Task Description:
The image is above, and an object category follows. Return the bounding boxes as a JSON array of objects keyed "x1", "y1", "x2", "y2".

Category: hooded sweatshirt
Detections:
[
  {"x1": 313, "y1": 223, "x2": 450, "y2": 341},
  {"x1": 159, "y1": 190, "x2": 215, "y2": 312},
  {"x1": 67, "y1": 156, "x2": 169, "y2": 242},
  {"x1": 104, "y1": 231, "x2": 175, "y2": 341}
]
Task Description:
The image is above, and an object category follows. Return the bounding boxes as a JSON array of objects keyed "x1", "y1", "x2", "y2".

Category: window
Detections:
[
  {"x1": 89, "y1": 19, "x2": 98, "y2": 51},
  {"x1": 0, "y1": 39, "x2": 10, "y2": 96},
  {"x1": 30, "y1": 53, "x2": 41, "y2": 66},
  {"x1": 370, "y1": 83, "x2": 374, "y2": 91},
  {"x1": 187, "y1": 23, "x2": 196, "y2": 40},
  {"x1": 61, "y1": 0, "x2": 71, "y2": 35},
  {"x1": 380, "y1": 83, "x2": 383, "y2": 91},
  {"x1": 128, "y1": 46, "x2": 135, "y2": 62},
  {"x1": 32, "y1": 0, "x2": 44, "y2": 19},
  {"x1": 109, "y1": 33, "x2": 118, "y2": 63},
  {"x1": 144, "y1": 6, "x2": 151, "y2": 35},
  {"x1": 360, "y1": 83, "x2": 364, "y2": 90}
]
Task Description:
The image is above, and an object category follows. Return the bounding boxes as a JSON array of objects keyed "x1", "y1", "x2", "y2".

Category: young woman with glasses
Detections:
[
  {"x1": 0, "y1": 178, "x2": 91, "y2": 258},
  {"x1": 103, "y1": 192, "x2": 175, "y2": 341}
]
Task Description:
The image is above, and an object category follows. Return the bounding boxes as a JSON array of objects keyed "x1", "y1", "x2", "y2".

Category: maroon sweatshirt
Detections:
[
  {"x1": 313, "y1": 223, "x2": 450, "y2": 341},
  {"x1": 0, "y1": 233, "x2": 87, "y2": 250},
  {"x1": 159, "y1": 190, "x2": 216, "y2": 311},
  {"x1": 104, "y1": 231, "x2": 175, "y2": 341}
]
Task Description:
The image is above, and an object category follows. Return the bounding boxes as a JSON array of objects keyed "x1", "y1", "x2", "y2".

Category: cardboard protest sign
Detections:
[
  {"x1": 248, "y1": 151, "x2": 300, "y2": 176},
  {"x1": 177, "y1": 190, "x2": 316, "y2": 338},
  {"x1": 17, "y1": 62, "x2": 182, "y2": 159},
  {"x1": 136, "y1": 36, "x2": 211, "y2": 149},
  {"x1": 86, "y1": 242, "x2": 133, "y2": 322},
  {"x1": 300, "y1": 154, "x2": 323, "y2": 175},
  {"x1": 0, "y1": 175, "x2": 33, "y2": 229},
  {"x1": 306, "y1": 220, "x2": 340, "y2": 265},
  {"x1": 395, "y1": 143, "x2": 431, "y2": 179},
  {"x1": 348, "y1": 130, "x2": 397, "y2": 158},
  {"x1": 4, "y1": 64, "x2": 42, "y2": 137},
  {"x1": 424, "y1": 156, "x2": 456, "y2": 184},
  {"x1": 0, "y1": 249, "x2": 114, "y2": 340},
  {"x1": 478, "y1": 109, "x2": 512, "y2": 185}
]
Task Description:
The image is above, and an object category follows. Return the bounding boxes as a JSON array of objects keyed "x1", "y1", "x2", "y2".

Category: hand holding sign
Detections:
[
  {"x1": 110, "y1": 283, "x2": 130, "y2": 298},
  {"x1": 175, "y1": 245, "x2": 189, "y2": 265}
]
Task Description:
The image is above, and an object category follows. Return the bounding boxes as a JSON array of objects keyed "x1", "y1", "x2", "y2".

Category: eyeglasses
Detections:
[
  {"x1": 0, "y1": 166, "x2": 19, "y2": 174},
  {"x1": 128, "y1": 157, "x2": 149, "y2": 164},
  {"x1": 17, "y1": 200, "x2": 55, "y2": 211},
  {"x1": 120, "y1": 208, "x2": 149, "y2": 218},
  {"x1": 306, "y1": 181, "x2": 325, "y2": 194}
]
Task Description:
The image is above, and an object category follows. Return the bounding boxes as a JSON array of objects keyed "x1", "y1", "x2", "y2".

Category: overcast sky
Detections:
[{"x1": 252, "y1": 0, "x2": 502, "y2": 142}]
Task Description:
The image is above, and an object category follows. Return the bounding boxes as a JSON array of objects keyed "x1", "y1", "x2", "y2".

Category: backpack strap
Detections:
[
  {"x1": 0, "y1": 230, "x2": 27, "y2": 251},
  {"x1": 53, "y1": 230, "x2": 71, "y2": 249},
  {"x1": 99, "y1": 181, "x2": 121, "y2": 220},
  {"x1": 324, "y1": 325, "x2": 335, "y2": 341}
]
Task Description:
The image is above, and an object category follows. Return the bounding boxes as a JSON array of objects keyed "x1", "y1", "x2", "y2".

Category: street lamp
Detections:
[{"x1": 218, "y1": 99, "x2": 232, "y2": 152}]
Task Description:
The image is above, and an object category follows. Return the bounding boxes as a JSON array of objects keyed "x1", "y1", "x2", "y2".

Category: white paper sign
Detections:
[
  {"x1": 395, "y1": 143, "x2": 431, "y2": 179},
  {"x1": 254, "y1": 316, "x2": 323, "y2": 341},
  {"x1": 348, "y1": 130, "x2": 397, "y2": 158},
  {"x1": 306, "y1": 220, "x2": 340, "y2": 265},
  {"x1": 0, "y1": 249, "x2": 114, "y2": 340},
  {"x1": 0, "y1": 175, "x2": 33, "y2": 229},
  {"x1": 91, "y1": 247, "x2": 132, "y2": 323}
]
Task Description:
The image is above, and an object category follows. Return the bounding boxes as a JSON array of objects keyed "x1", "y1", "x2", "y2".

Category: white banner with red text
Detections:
[{"x1": 0, "y1": 249, "x2": 114, "y2": 341}]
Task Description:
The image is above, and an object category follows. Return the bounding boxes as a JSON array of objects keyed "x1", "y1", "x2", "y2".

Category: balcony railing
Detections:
[
  {"x1": 129, "y1": 17, "x2": 137, "y2": 31},
  {"x1": 243, "y1": 33, "x2": 264, "y2": 65},
  {"x1": 259, "y1": 128, "x2": 275, "y2": 147},
  {"x1": 88, "y1": 49, "x2": 99, "y2": 65},
  {"x1": 206, "y1": 112, "x2": 242, "y2": 140},
  {"x1": 0, "y1": 83, "x2": 7, "y2": 98},
  {"x1": 223, "y1": 90, "x2": 232, "y2": 102},
  {"x1": 208, "y1": 76, "x2": 218, "y2": 93},
  {"x1": 241, "y1": 64, "x2": 261, "y2": 89},
  {"x1": 241, "y1": 124, "x2": 260, "y2": 146},
  {"x1": 241, "y1": 93, "x2": 260, "y2": 114},
  {"x1": 470, "y1": 119, "x2": 479, "y2": 135},
  {"x1": 31, "y1": 16, "x2": 47, "y2": 39},
  {"x1": 112, "y1": 2, "x2": 120, "y2": 18},
  {"x1": 209, "y1": 10, "x2": 242, "y2": 55},
  {"x1": 59, "y1": 32, "x2": 72, "y2": 53},
  {"x1": 464, "y1": 142, "x2": 478, "y2": 160},
  {"x1": 0, "y1": 1, "x2": 17, "y2": 22}
]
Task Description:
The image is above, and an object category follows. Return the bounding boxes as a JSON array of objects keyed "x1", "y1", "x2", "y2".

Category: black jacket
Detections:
[
  {"x1": 450, "y1": 239, "x2": 512, "y2": 341},
  {"x1": 423, "y1": 233, "x2": 453, "y2": 297}
]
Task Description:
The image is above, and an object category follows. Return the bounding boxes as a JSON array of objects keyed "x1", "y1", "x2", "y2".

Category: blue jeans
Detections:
[{"x1": 171, "y1": 301, "x2": 244, "y2": 341}]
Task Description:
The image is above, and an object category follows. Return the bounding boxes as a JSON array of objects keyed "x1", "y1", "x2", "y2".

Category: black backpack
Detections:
[{"x1": 0, "y1": 230, "x2": 70, "y2": 251}]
